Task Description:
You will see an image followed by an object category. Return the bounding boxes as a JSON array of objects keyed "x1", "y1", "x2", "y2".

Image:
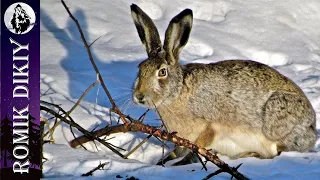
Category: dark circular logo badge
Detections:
[{"x1": 4, "y1": 2, "x2": 36, "y2": 34}]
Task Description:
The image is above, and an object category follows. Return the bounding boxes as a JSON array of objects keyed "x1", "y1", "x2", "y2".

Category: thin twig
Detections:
[
  {"x1": 68, "y1": 80, "x2": 100, "y2": 115},
  {"x1": 89, "y1": 36, "x2": 102, "y2": 47},
  {"x1": 70, "y1": 123, "x2": 87, "y2": 150},
  {"x1": 138, "y1": 109, "x2": 150, "y2": 123},
  {"x1": 40, "y1": 103, "x2": 125, "y2": 158},
  {"x1": 195, "y1": 152, "x2": 208, "y2": 171},
  {"x1": 42, "y1": 80, "x2": 98, "y2": 150},
  {"x1": 69, "y1": 124, "x2": 128, "y2": 148},
  {"x1": 61, "y1": 0, "x2": 127, "y2": 124},
  {"x1": 81, "y1": 162, "x2": 110, "y2": 176},
  {"x1": 124, "y1": 134, "x2": 152, "y2": 159},
  {"x1": 203, "y1": 169, "x2": 225, "y2": 180},
  {"x1": 152, "y1": 101, "x2": 168, "y2": 132},
  {"x1": 161, "y1": 138, "x2": 165, "y2": 166},
  {"x1": 41, "y1": 101, "x2": 88, "y2": 150},
  {"x1": 43, "y1": 117, "x2": 63, "y2": 139}
]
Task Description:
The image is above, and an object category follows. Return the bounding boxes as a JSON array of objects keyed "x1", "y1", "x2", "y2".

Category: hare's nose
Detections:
[{"x1": 136, "y1": 93, "x2": 145, "y2": 104}]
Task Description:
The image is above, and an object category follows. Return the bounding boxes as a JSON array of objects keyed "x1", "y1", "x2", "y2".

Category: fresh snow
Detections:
[{"x1": 40, "y1": 0, "x2": 320, "y2": 179}]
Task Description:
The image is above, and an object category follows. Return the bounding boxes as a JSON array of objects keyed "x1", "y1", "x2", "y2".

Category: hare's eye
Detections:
[{"x1": 158, "y1": 68, "x2": 167, "y2": 77}]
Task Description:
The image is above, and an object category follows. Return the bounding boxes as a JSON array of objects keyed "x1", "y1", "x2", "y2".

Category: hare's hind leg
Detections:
[
  {"x1": 262, "y1": 91, "x2": 316, "y2": 152},
  {"x1": 278, "y1": 124, "x2": 316, "y2": 153}
]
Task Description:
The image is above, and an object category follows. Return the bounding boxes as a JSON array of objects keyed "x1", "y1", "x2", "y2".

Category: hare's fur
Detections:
[{"x1": 130, "y1": 4, "x2": 316, "y2": 159}]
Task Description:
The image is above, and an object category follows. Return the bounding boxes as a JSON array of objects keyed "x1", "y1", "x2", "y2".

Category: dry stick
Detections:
[
  {"x1": 152, "y1": 101, "x2": 168, "y2": 132},
  {"x1": 41, "y1": 100, "x2": 87, "y2": 150},
  {"x1": 69, "y1": 123, "x2": 88, "y2": 150},
  {"x1": 42, "y1": 117, "x2": 53, "y2": 138},
  {"x1": 43, "y1": 111, "x2": 61, "y2": 138},
  {"x1": 69, "y1": 124, "x2": 127, "y2": 148},
  {"x1": 203, "y1": 169, "x2": 224, "y2": 180},
  {"x1": 81, "y1": 161, "x2": 110, "y2": 176},
  {"x1": 124, "y1": 134, "x2": 153, "y2": 159},
  {"x1": 68, "y1": 80, "x2": 100, "y2": 115},
  {"x1": 61, "y1": 0, "x2": 127, "y2": 125},
  {"x1": 40, "y1": 104, "x2": 125, "y2": 158},
  {"x1": 123, "y1": 124, "x2": 164, "y2": 159},
  {"x1": 138, "y1": 109, "x2": 150, "y2": 123},
  {"x1": 195, "y1": 152, "x2": 208, "y2": 171},
  {"x1": 71, "y1": 122, "x2": 248, "y2": 180},
  {"x1": 203, "y1": 163, "x2": 243, "y2": 180},
  {"x1": 161, "y1": 138, "x2": 165, "y2": 166},
  {"x1": 127, "y1": 123, "x2": 248, "y2": 180},
  {"x1": 42, "y1": 80, "x2": 99, "y2": 149},
  {"x1": 66, "y1": 80, "x2": 99, "y2": 150},
  {"x1": 89, "y1": 36, "x2": 102, "y2": 47},
  {"x1": 41, "y1": 100, "x2": 126, "y2": 153}
]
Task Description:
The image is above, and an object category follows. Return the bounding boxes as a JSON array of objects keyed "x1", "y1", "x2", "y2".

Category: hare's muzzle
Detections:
[{"x1": 133, "y1": 93, "x2": 146, "y2": 105}]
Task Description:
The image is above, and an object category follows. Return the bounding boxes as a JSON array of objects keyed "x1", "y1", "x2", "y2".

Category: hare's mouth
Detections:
[{"x1": 132, "y1": 93, "x2": 161, "y2": 109}]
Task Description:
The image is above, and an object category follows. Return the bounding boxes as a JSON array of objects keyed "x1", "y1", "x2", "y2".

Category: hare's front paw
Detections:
[{"x1": 171, "y1": 152, "x2": 198, "y2": 166}]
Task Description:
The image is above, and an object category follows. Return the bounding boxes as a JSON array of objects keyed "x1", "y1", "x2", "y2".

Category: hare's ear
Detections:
[
  {"x1": 164, "y1": 9, "x2": 193, "y2": 65},
  {"x1": 131, "y1": 4, "x2": 162, "y2": 58}
]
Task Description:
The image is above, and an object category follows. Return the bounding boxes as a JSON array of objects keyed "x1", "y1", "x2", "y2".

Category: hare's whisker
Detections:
[
  {"x1": 109, "y1": 87, "x2": 133, "y2": 91},
  {"x1": 123, "y1": 101, "x2": 135, "y2": 114},
  {"x1": 119, "y1": 98, "x2": 131, "y2": 112},
  {"x1": 112, "y1": 93, "x2": 132, "y2": 100}
]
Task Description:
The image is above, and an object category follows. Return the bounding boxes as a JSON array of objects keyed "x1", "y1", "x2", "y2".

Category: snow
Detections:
[{"x1": 40, "y1": 0, "x2": 320, "y2": 179}]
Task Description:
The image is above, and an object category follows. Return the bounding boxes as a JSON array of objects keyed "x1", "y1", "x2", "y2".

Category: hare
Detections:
[{"x1": 130, "y1": 4, "x2": 316, "y2": 162}]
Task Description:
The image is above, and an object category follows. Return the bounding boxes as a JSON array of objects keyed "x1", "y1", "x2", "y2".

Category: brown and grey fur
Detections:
[{"x1": 130, "y1": 4, "x2": 316, "y2": 162}]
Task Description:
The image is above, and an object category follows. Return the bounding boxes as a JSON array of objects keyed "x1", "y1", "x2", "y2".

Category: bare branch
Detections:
[
  {"x1": 40, "y1": 102, "x2": 125, "y2": 158},
  {"x1": 138, "y1": 109, "x2": 150, "y2": 123},
  {"x1": 124, "y1": 134, "x2": 152, "y2": 159},
  {"x1": 203, "y1": 169, "x2": 225, "y2": 180},
  {"x1": 195, "y1": 152, "x2": 208, "y2": 171},
  {"x1": 81, "y1": 162, "x2": 109, "y2": 176},
  {"x1": 69, "y1": 124, "x2": 127, "y2": 148},
  {"x1": 89, "y1": 36, "x2": 102, "y2": 47},
  {"x1": 68, "y1": 121, "x2": 248, "y2": 179},
  {"x1": 61, "y1": 0, "x2": 127, "y2": 124},
  {"x1": 152, "y1": 101, "x2": 168, "y2": 132},
  {"x1": 68, "y1": 80, "x2": 100, "y2": 115}
]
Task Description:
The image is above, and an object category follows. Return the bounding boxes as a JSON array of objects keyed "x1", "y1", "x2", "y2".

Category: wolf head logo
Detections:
[{"x1": 10, "y1": 4, "x2": 31, "y2": 34}]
